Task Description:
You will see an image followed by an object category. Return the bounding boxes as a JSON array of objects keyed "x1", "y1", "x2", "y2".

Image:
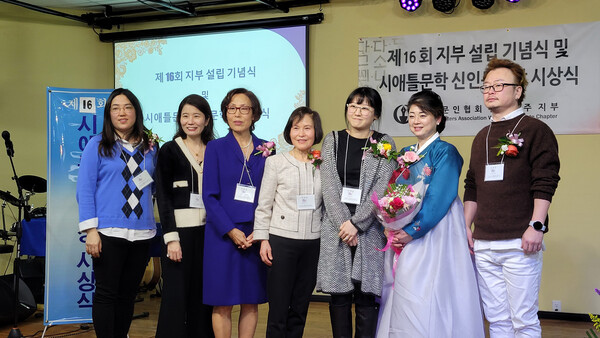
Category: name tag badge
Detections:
[
  {"x1": 341, "y1": 187, "x2": 362, "y2": 205},
  {"x1": 234, "y1": 184, "x2": 256, "y2": 203},
  {"x1": 132, "y1": 170, "x2": 153, "y2": 190},
  {"x1": 189, "y1": 193, "x2": 204, "y2": 208},
  {"x1": 484, "y1": 163, "x2": 504, "y2": 182},
  {"x1": 297, "y1": 194, "x2": 316, "y2": 210}
]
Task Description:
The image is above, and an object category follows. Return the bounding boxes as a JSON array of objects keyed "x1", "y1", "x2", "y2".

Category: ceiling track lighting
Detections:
[
  {"x1": 472, "y1": 0, "x2": 495, "y2": 9},
  {"x1": 433, "y1": 0, "x2": 459, "y2": 13},
  {"x1": 399, "y1": 0, "x2": 421, "y2": 12}
]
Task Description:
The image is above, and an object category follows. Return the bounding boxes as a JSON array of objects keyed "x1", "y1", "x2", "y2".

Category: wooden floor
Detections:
[{"x1": 0, "y1": 292, "x2": 594, "y2": 337}]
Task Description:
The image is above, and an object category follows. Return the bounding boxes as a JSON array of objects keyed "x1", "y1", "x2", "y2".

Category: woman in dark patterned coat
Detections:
[
  {"x1": 316, "y1": 87, "x2": 396, "y2": 338},
  {"x1": 155, "y1": 94, "x2": 215, "y2": 338}
]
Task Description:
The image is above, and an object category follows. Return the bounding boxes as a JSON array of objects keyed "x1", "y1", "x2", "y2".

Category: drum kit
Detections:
[
  {"x1": 1, "y1": 175, "x2": 47, "y2": 254},
  {"x1": 2, "y1": 130, "x2": 48, "y2": 335}
]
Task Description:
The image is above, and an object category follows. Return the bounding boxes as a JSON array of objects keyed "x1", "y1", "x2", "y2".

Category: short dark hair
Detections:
[
  {"x1": 407, "y1": 90, "x2": 447, "y2": 134},
  {"x1": 344, "y1": 87, "x2": 383, "y2": 118},
  {"x1": 99, "y1": 88, "x2": 149, "y2": 157},
  {"x1": 483, "y1": 58, "x2": 528, "y2": 106},
  {"x1": 283, "y1": 107, "x2": 324, "y2": 146},
  {"x1": 220, "y1": 88, "x2": 262, "y2": 131},
  {"x1": 174, "y1": 94, "x2": 215, "y2": 145}
]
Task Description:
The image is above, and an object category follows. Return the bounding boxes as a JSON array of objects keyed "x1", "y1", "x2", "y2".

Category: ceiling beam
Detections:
[
  {"x1": 255, "y1": 0, "x2": 289, "y2": 13},
  {"x1": 99, "y1": 12, "x2": 324, "y2": 42},
  {"x1": 2, "y1": 0, "x2": 328, "y2": 30},
  {"x1": 92, "y1": 0, "x2": 326, "y2": 28},
  {"x1": 139, "y1": 0, "x2": 196, "y2": 16},
  {"x1": 0, "y1": 0, "x2": 89, "y2": 25}
]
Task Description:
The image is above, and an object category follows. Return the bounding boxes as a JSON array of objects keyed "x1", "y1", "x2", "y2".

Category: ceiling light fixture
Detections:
[
  {"x1": 472, "y1": 0, "x2": 495, "y2": 9},
  {"x1": 433, "y1": 0, "x2": 458, "y2": 13},
  {"x1": 399, "y1": 0, "x2": 421, "y2": 12}
]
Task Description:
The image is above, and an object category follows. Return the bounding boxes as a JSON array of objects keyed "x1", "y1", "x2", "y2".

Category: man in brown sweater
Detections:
[{"x1": 464, "y1": 58, "x2": 560, "y2": 338}]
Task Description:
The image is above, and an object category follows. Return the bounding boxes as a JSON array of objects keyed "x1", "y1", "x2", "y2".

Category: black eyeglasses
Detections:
[{"x1": 479, "y1": 83, "x2": 519, "y2": 94}]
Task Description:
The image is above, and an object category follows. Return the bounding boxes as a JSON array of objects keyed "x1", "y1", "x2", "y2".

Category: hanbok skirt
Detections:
[{"x1": 376, "y1": 197, "x2": 485, "y2": 338}]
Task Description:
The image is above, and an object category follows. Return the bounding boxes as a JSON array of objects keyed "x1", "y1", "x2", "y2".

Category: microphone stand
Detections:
[{"x1": 5, "y1": 143, "x2": 26, "y2": 338}]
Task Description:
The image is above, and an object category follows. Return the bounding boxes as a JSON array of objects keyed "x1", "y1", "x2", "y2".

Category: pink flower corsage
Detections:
[
  {"x1": 254, "y1": 141, "x2": 276, "y2": 157},
  {"x1": 145, "y1": 129, "x2": 163, "y2": 154},
  {"x1": 395, "y1": 150, "x2": 425, "y2": 180}
]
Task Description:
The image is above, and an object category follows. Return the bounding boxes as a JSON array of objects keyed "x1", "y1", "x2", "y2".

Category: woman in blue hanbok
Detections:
[{"x1": 375, "y1": 90, "x2": 485, "y2": 338}]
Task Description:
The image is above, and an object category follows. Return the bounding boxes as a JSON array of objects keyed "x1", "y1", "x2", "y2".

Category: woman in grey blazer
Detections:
[
  {"x1": 254, "y1": 107, "x2": 324, "y2": 338},
  {"x1": 316, "y1": 87, "x2": 396, "y2": 338}
]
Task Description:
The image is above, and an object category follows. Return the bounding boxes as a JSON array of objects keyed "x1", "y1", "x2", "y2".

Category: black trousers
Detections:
[
  {"x1": 92, "y1": 233, "x2": 151, "y2": 338},
  {"x1": 330, "y1": 285, "x2": 377, "y2": 308},
  {"x1": 266, "y1": 235, "x2": 320, "y2": 338},
  {"x1": 156, "y1": 226, "x2": 214, "y2": 338},
  {"x1": 329, "y1": 282, "x2": 379, "y2": 338}
]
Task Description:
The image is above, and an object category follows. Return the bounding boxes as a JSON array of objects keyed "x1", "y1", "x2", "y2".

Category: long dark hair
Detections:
[
  {"x1": 174, "y1": 94, "x2": 215, "y2": 144},
  {"x1": 99, "y1": 88, "x2": 149, "y2": 157}
]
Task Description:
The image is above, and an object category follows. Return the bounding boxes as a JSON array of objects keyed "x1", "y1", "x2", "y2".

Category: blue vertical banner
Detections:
[{"x1": 45, "y1": 87, "x2": 112, "y2": 326}]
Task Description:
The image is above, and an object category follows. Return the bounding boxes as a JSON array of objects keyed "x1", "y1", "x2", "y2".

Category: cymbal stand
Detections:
[{"x1": 5, "y1": 143, "x2": 27, "y2": 338}]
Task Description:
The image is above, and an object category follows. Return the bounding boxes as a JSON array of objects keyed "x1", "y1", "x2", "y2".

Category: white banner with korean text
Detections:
[{"x1": 358, "y1": 21, "x2": 600, "y2": 136}]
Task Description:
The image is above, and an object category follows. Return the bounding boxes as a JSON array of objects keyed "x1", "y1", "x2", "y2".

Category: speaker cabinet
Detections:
[
  {"x1": 0, "y1": 275, "x2": 36, "y2": 325},
  {"x1": 19, "y1": 257, "x2": 45, "y2": 304}
]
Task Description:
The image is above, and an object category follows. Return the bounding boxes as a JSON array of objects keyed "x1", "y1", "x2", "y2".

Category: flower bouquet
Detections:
[
  {"x1": 372, "y1": 180, "x2": 425, "y2": 231},
  {"x1": 588, "y1": 288, "x2": 600, "y2": 337},
  {"x1": 372, "y1": 180, "x2": 427, "y2": 276}
]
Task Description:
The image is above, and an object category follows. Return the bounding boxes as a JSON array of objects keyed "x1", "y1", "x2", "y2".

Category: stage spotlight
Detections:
[
  {"x1": 472, "y1": 0, "x2": 494, "y2": 9},
  {"x1": 399, "y1": 0, "x2": 421, "y2": 12},
  {"x1": 506, "y1": 0, "x2": 520, "y2": 2},
  {"x1": 433, "y1": 0, "x2": 457, "y2": 13}
]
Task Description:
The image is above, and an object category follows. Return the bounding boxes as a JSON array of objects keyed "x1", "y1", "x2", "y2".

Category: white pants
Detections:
[{"x1": 474, "y1": 248, "x2": 543, "y2": 338}]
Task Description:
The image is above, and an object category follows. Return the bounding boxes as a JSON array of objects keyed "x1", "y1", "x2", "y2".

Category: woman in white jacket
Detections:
[{"x1": 254, "y1": 107, "x2": 324, "y2": 338}]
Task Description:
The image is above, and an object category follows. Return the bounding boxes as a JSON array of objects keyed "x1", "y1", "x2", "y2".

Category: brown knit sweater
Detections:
[{"x1": 464, "y1": 114, "x2": 560, "y2": 240}]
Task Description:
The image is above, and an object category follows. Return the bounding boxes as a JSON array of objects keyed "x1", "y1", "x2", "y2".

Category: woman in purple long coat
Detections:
[{"x1": 202, "y1": 88, "x2": 269, "y2": 338}]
